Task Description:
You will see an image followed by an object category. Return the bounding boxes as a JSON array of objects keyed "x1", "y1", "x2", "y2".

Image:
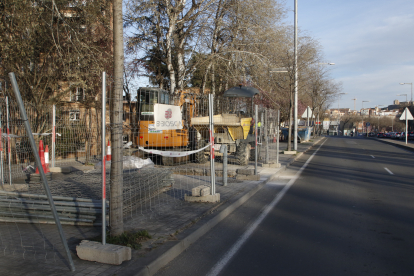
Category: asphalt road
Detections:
[{"x1": 155, "y1": 137, "x2": 414, "y2": 276}]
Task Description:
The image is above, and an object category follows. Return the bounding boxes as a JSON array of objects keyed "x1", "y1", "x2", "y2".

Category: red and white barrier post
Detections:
[
  {"x1": 106, "y1": 140, "x2": 111, "y2": 161},
  {"x1": 35, "y1": 140, "x2": 49, "y2": 174},
  {"x1": 45, "y1": 145, "x2": 50, "y2": 172}
]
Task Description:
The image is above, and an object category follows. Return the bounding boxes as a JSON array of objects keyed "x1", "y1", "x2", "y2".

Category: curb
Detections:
[
  {"x1": 136, "y1": 176, "x2": 274, "y2": 276},
  {"x1": 135, "y1": 137, "x2": 325, "y2": 276},
  {"x1": 373, "y1": 138, "x2": 414, "y2": 152}
]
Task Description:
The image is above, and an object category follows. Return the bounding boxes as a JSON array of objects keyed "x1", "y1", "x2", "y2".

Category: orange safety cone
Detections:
[
  {"x1": 45, "y1": 145, "x2": 50, "y2": 172},
  {"x1": 106, "y1": 140, "x2": 111, "y2": 161},
  {"x1": 35, "y1": 140, "x2": 49, "y2": 174}
]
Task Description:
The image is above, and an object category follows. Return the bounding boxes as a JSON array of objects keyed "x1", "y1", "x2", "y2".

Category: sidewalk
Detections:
[
  {"x1": 373, "y1": 137, "x2": 414, "y2": 151},
  {"x1": 0, "y1": 137, "x2": 325, "y2": 276}
]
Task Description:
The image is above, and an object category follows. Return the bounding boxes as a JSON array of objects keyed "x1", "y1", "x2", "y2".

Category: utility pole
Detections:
[
  {"x1": 111, "y1": 0, "x2": 124, "y2": 236},
  {"x1": 293, "y1": 0, "x2": 298, "y2": 151}
]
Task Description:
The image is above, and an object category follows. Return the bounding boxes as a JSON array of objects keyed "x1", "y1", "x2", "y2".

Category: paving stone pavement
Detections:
[{"x1": 0, "y1": 137, "x2": 324, "y2": 276}]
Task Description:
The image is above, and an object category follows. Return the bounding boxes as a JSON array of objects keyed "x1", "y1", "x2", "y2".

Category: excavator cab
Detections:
[{"x1": 136, "y1": 87, "x2": 188, "y2": 148}]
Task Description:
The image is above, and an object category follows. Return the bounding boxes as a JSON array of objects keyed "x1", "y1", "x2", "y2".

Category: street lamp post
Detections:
[
  {"x1": 400, "y1": 83, "x2": 413, "y2": 103},
  {"x1": 293, "y1": 0, "x2": 298, "y2": 151}
]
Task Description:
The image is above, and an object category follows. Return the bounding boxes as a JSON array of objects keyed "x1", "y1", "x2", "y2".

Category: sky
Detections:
[{"x1": 283, "y1": 0, "x2": 414, "y2": 111}]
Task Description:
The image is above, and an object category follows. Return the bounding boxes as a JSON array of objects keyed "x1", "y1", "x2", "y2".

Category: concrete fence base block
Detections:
[
  {"x1": 76, "y1": 240, "x2": 131, "y2": 265},
  {"x1": 283, "y1": 150, "x2": 297, "y2": 155},
  {"x1": 0, "y1": 184, "x2": 29, "y2": 192},
  {"x1": 192, "y1": 185, "x2": 210, "y2": 197},
  {"x1": 185, "y1": 193, "x2": 220, "y2": 203},
  {"x1": 49, "y1": 167, "x2": 72, "y2": 173},
  {"x1": 261, "y1": 163, "x2": 281, "y2": 168},
  {"x1": 236, "y1": 174, "x2": 261, "y2": 181},
  {"x1": 236, "y1": 169, "x2": 255, "y2": 175}
]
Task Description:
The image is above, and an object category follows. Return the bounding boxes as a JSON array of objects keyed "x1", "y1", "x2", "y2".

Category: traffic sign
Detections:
[
  {"x1": 301, "y1": 106, "x2": 314, "y2": 118},
  {"x1": 399, "y1": 107, "x2": 413, "y2": 120}
]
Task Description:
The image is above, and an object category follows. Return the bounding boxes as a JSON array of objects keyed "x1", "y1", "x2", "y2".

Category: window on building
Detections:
[
  {"x1": 69, "y1": 110, "x2": 80, "y2": 121},
  {"x1": 70, "y1": 87, "x2": 85, "y2": 102}
]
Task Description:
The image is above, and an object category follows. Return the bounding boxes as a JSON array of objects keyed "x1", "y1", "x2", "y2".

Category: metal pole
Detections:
[
  {"x1": 265, "y1": 109, "x2": 269, "y2": 164},
  {"x1": 277, "y1": 109, "x2": 280, "y2": 165},
  {"x1": 317, "y1": 108, "x2": 320, "y2": 136},
  {"x1": 101, "y1": 72, "x2": 107, "y2": 245},
  {"x1": 6, "y1": 97, "x2": 11, "y2": 185},
  {"x1": 209, "y1": 94, "x2": 215, "y2": 194},
  {"x1": 8, "y1": 72, "x2": 75, "y2": 272},
  {"x1": 293, "y1": 0, "x2": 298, "y2": 151},
  {"x1": 0, "y1": 104, "x2": 3, "y2": 185},
  {"x1": 255, "y1": 105, "x2": 258, "y2": 175},
  {"x1": 219, "y1": 145, "x2": 227, "y2": 186},
  {"x1": 406, "y1": 107, "x2": 408, "y2": 144},
  {"x1": 261, "y1": 112, "x2": 264, "y2": 145},
  {"x1": 52, "y1": 105, "x2": 56, "y2": 168}
]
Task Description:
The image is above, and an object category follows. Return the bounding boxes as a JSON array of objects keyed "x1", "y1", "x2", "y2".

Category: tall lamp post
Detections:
[
  {"x1": 400, "y1": 83, "x2": 413, "y2": 103},
  {"x1": 293, "y1": 0, "x2": 298, "y2": 151},
  {"x1": 362, "y1": 100, "x2": 369, "y2": 134}
]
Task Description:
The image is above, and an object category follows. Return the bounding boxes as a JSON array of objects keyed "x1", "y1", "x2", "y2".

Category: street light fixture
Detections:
[
  {"x1": 400, "y1": 83, "x2": 413, "y2": 103},
  {"x1": 397, "y1": 94, "x2": 408, "y2": 103}
]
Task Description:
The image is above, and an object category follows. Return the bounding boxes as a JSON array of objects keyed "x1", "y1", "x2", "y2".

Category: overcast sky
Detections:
[{"x1": 283, "y1": 0, "x2": 414, "y2": 110}]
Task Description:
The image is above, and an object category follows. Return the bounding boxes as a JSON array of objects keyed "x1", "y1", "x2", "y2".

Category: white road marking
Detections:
[
  {"x1": 206, "y1": 139, "x2": 328, "y2": 276},
  {"x1": 371, "y1": 155, "x2": 375, "y2": 158},
  {"x1": 384, "y1": 167, "x2": 394, "y2": 175},
  {"x1": 266, "y1": 182, "x2": 288, "y2": 187}
]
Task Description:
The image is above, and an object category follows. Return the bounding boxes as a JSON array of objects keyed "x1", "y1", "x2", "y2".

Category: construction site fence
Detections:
[
  {"x1": 0, "y1": 95, "x2": 287, "y2": 185},
  {"x1": 0, "y1": 78, "x2": 289, "y2": 269}
]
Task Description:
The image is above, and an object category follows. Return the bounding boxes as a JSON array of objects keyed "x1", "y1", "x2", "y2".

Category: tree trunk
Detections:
[
  {"x1": 211, "y1": 63, "x2": 215, "y2": 95},
  {"x1": 165, "y1": 16, "x2": 177, "y2": 94},
  {"x1": 110, "y1": 0, "x2": 124, "y2": 236},
  {"x1": 86, "y1": 107, "x2": 92, "y2": 164},
  {"x1": 202, "y1": 63, "x2": 212, "y2": 94}
]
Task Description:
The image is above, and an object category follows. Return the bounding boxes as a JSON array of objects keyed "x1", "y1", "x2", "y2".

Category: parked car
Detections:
[
  {"x1": 408, "y1": 131, "x2": 414, "y2": 140},
  {"x1": 384, "y1": 132, "x2": 391, "y2": 138},
  {"x1": 389, "y1": 132, "x2": 396, "y2": 138},
  {"x1": 394, "y1": 132, "x2": 402, "y2": 139},
  {"x1": 377, "y1": 132, "x2": 385, "y2": 138},
  {"x1": 369, "y1": 132, "x2": 376, "y2": 137},
  {"x1": 400, "y1": 132, "x2": 406, "y2": 140}
]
